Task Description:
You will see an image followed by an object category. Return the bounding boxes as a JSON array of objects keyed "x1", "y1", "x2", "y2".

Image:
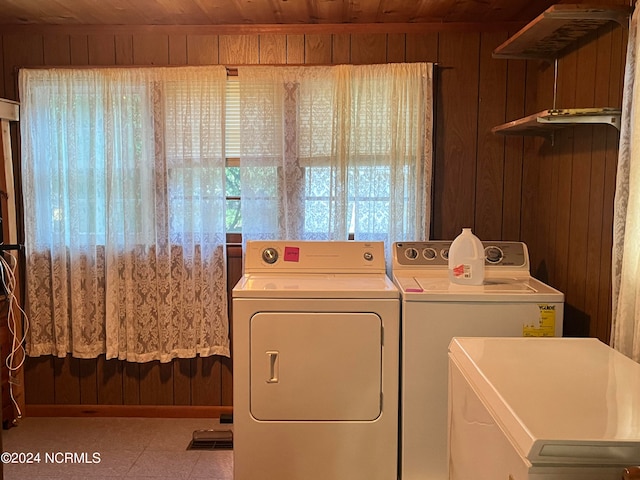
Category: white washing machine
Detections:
[
  {"x1": 448, "y1": 337, "x2": 640, "y2": 480},
  {"x1": 392, "y1": 241, "x2": 564, "y2": 480},
  {"x1": 232, "y1": 240, "x2": 399, "y2": 480}
]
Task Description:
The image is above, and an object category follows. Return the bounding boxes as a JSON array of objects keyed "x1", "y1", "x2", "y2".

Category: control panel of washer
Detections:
[{"x1": 393, "y1": 241, "x2": 527, "y2": 268}]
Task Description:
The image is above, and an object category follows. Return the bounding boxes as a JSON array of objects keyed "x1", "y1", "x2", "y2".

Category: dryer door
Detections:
[{"x1": 250, "y1": 312, "x2": 382, "y2": 421}]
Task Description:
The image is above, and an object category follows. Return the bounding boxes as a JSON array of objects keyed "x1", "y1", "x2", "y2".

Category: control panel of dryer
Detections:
[
  {"x1": 393, "y1": 241, "x2": 528, "y2": 269},
  {"x1": 244, "y1": 240, "x2": 387, "y2": 274}
]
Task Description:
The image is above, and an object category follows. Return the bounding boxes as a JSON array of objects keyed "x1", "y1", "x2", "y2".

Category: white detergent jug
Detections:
[{"x1": 448, "y1": 228, "x2": 485, "y2": 286}]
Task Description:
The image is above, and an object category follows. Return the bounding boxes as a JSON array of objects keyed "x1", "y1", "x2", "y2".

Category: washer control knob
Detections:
[
  {"x1": 441, "y1": 248, "x2": 449, "y2": 261},
  {"x1": 404, "y1": 247, "x2": 419, "y2": 260},
  {"x1": 262, "y1": 248, "x2": 279, "y2": 264},
  {"x1": 364, "y1": 251, "x2": 374, "y2": 261},
  {"x1": 422, "y1": 247, "x2": 437, "y2": 260},
  {"x1": 485, "y1": 246, "x2": 504, "y2": 264}
]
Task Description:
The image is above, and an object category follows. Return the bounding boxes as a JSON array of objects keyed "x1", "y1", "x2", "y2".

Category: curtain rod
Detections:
[
  {"x1": 15, "y1": 62, "x2": 439, "y2": 80},
  {"x1": 16, "y1": 62, "x2": 437, "y2": 72}
]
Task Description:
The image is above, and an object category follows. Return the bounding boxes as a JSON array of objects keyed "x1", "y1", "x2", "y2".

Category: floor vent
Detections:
[{"x1": 187, "y1": 429, "x2": 233, "y2": 450}]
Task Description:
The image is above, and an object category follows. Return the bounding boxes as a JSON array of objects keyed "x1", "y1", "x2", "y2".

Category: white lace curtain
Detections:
[
  {"x1": 20, "y1": 66, "x2": 230, "y2": 362},
  {"x1": 238, "y1": 63, "x2": 433, "y2": 251},
  {"x1": 19, "y1": 62, "x2": 431, "y2": 362},
  {"x1": 612, "y1": 7, "x2": 640, "y2": 362}
]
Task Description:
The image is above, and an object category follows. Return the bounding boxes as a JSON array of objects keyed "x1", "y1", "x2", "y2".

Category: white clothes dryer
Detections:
[
  {"x1": 392, "y1": 241, "x2": 564, "y2": 480},
  {"x1": 232, "y1": 241, "x2": 399, "y2": 480}
]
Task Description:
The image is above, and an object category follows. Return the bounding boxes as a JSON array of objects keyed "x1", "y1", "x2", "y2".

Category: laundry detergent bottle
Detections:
[{"x1": 448, "y1": 228, "x2": 485, "y2": 286}]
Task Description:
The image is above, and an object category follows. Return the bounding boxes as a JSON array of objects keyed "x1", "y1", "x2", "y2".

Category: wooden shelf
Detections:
[
  {"x1": 493, "y1": 4, "x2": 631, "y2": 61},
  {"x1": 492, "y1": 5, "x2": 627, "y2": 139},
  {"x1": 491, "y1": 108, "x2": 621, "y2": 137}
]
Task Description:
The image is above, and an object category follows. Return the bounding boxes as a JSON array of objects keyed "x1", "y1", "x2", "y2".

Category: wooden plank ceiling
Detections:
[{"x1": 0, "y1": 0, "x2": 563, "y2": 26}]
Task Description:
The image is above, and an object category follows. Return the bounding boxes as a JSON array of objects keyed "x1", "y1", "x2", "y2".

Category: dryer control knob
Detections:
[
  {"x1": 262, "y1": 248, "x2": 279, "y2": 264},
  {"x1": 364, "y1": 251, "x2": 374, "y2": 261}
]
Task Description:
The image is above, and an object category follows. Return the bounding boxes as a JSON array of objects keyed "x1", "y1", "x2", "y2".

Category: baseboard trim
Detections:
[{"x1": 25, "y1": 404, "x2": 233, "y2": 418}]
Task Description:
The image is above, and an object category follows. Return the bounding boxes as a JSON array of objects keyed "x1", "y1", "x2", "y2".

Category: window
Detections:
[
  {"x1": 237, "y1": 63, "x2": 433, "y2": 246},
  {"x1": 20, "y1": 66, "x2": 230, "y2": 361},
  {"x1": 20, "y1": 63, "x2": 432, "y2": 363}
]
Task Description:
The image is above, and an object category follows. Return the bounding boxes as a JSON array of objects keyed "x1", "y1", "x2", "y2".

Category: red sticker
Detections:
[
  {"x1": 284, "y1": 246, "x2": 300, "y2": 262},
  {"x1": 453, "y1": 264, "x2": 465, "y2": 277}
]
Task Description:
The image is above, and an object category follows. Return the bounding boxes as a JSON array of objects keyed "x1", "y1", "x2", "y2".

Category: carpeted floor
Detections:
[{"x1": 1, "y1": 416, "x2": 233, "y2": 480}]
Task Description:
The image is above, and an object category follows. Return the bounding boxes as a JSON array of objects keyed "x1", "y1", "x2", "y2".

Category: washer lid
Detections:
[
  {"x1": 449, "y1": 337, "x2": 640, "y2": 466},
  {"x1": 395, "y1": 275, "x2": 564, "y2": 302},
  {"x1": 233, "y1": 274, "x2": 399, "y2": 299}
]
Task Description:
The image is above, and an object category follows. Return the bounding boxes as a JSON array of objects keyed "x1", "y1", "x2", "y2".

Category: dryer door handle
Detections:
[{"x1": 266, "y1": 351, "x2": 279, "y2": 383}]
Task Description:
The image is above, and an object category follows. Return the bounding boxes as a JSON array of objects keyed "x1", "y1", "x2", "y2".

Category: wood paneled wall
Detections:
[
  {"x1": 521, "y1": 23, "x2": 627, "y2": 341},
  {"x1": 0, "y1": 19, "x2": 627, "y2": 409}
]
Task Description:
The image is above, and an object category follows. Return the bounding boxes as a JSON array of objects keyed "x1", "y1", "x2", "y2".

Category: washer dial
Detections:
[
  {"x1": 422, "y1": 247, "x2": 437, "y2": 260},
  {"x1": 484, "y1": 246, "x2": 504, "y2": 264},
  {"x1": 405, "y1": 247, "x2": 419, "y2": 260}
]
